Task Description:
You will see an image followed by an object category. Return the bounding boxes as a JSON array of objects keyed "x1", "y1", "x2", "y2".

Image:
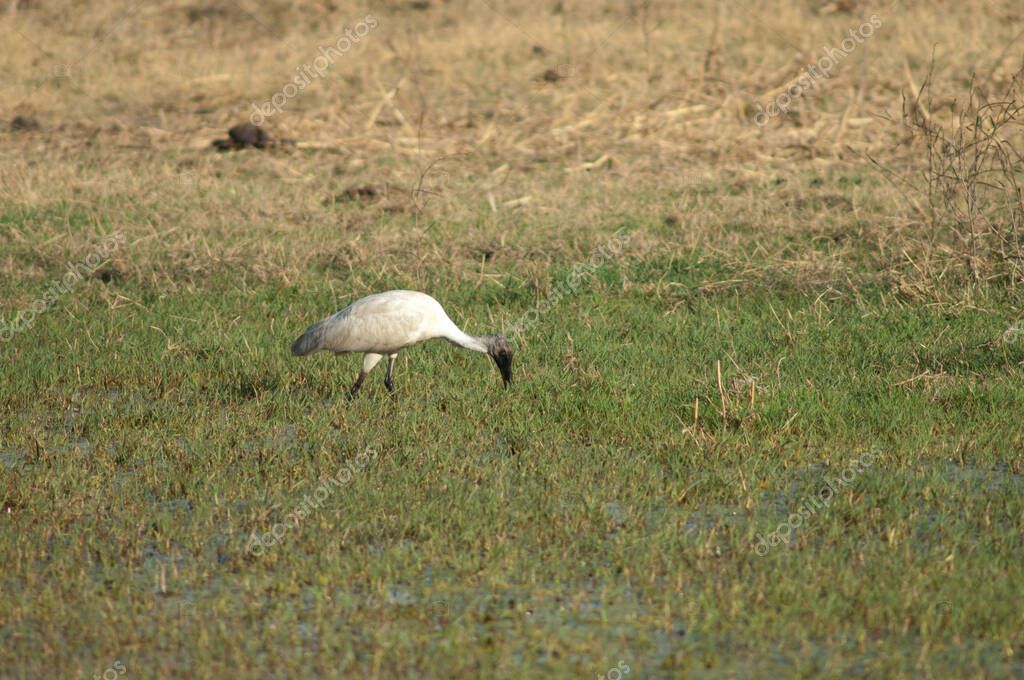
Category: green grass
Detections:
[
  {"x1": 2, "y1": 224, "x2": 1023, "y2": 678},
  {"x1": 5, "y1": 0, "x2": 1024, "y2": 674}
]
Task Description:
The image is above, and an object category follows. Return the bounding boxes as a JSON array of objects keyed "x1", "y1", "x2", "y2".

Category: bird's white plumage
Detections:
[
  {"x1": 291, "y1": 290, "x2": 510, "y2": 396},
  {"x1": 314, "y1": 290, "x2": 481, "y2": 355}
]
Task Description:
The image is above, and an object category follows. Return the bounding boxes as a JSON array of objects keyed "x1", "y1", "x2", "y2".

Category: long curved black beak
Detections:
[{"x1": 492, "y1": 351, "x2": 513, "y2": 386}]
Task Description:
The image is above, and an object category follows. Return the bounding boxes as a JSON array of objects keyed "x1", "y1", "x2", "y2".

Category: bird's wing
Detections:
[{"x1": 326, "y1": 292, "x2": 438, "y2": 353}]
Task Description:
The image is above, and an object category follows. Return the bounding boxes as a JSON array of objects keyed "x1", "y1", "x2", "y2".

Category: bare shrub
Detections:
[{"x1": 877, "y1": 64, "x2": 1024, "y2": 286}]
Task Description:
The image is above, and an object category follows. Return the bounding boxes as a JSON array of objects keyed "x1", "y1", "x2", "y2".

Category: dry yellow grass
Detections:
[{"x1": 1, "y1": 1, "x2": 1021, "y2": 293}]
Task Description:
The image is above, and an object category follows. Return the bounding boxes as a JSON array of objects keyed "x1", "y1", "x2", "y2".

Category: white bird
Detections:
[{"x1": 291, "y1": 290, "x2": 513, "y2": 398}]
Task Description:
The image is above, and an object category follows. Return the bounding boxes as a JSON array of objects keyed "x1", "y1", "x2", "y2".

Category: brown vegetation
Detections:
[{"x1": 1, "y1": 0, "x2": 1022, "y2": 296}]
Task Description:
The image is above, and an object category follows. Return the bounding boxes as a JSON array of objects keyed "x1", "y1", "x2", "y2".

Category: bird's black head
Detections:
[{"x1": 486, "y1": 334, "x2": 513, "y2": 386}]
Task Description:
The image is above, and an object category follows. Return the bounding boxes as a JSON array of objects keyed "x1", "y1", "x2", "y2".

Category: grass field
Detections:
[{"x1": 2, "y1": 1, "x2": 1024, "y2": 678}]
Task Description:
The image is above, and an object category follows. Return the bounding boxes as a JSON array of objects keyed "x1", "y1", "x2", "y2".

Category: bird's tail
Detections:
[{"x1": 291, "y1": 321, "x2": 325, "y2": 356}]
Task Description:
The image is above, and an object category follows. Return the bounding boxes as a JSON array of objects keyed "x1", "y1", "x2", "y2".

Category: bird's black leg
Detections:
[
  {"x1": 384, "y1": 354, "x2": 397, "y2": 394},
  {"x1": 346, "y1": 372, "x2": 366, "y2": 401},
  {"x1": 346, "y1": 353, "x2": 383, "y2": 402}
]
